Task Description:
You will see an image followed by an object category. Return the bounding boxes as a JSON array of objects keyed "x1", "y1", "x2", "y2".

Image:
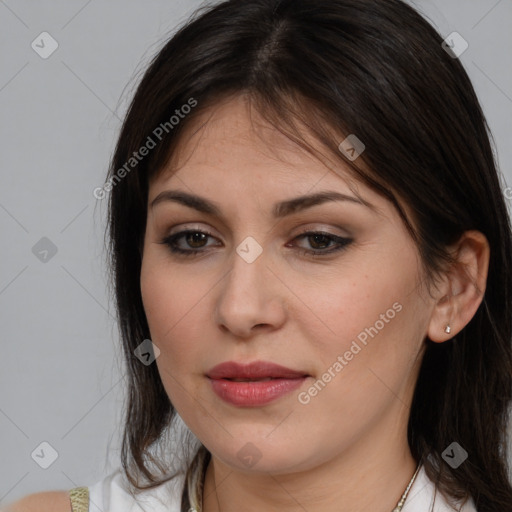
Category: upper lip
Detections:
[{"x1": 207, "y1": 360, "x2": 308, "y2": 380}]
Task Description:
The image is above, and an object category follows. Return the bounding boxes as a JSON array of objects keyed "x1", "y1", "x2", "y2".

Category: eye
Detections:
[
  {"x1": 158, "y1": 229, "x2": 353, "y2": 258},
  {"x1": 158, "y1": 229, "x2": 219, "y2": 257},
  {"x1": 288, "y1": 230, "x2": 353, "y2": 256}
]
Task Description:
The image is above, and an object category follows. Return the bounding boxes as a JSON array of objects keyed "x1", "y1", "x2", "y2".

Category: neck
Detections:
[{"x1": 202, "y1": 422, "x2": 418, "y2": 512}]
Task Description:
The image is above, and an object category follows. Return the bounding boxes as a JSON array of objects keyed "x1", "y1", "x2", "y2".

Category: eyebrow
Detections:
[{"x1": 150, "y1": 189, "x2": 378, "y2": 218}]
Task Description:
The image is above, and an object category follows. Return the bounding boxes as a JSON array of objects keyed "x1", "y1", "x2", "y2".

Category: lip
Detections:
[{"x1": 206, "y1": 360, "x2": 309, "y2": 407}]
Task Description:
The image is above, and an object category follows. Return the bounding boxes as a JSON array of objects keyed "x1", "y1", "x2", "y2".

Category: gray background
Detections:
[{"x1": 1, "y1": 0, "x2": 511, "y2": 505}]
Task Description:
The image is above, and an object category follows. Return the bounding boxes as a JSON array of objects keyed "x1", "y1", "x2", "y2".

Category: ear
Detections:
[{"x1": 427, "y1": 230, "x2": 490, "y2": 343}]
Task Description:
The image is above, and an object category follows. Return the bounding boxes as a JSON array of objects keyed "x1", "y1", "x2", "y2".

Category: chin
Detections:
[{"x1": 202, "y1": 433, "x2": 323, "y2": 475}]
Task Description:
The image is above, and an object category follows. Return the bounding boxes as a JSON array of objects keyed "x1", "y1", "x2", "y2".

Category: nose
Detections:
[{"x1": 213, "y1": 245, "x2": 287, "y2": 339}]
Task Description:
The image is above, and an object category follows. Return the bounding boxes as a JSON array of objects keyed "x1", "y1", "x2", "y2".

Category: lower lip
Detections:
[{"x1": 209, "y1": 377, "x2": 307, "y2": 406}]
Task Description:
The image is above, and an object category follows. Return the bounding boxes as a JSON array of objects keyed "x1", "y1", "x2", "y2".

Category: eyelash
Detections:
[{"x1": 158, "y1": 229, "x2": 353, "y2": 258}]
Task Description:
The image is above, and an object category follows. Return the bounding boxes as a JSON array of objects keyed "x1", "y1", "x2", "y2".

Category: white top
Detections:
[{"x1": 87, "y1": 464, "x2": 477, "y2": 512}]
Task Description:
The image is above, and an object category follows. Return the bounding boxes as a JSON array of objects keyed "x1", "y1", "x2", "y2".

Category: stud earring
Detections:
[{"x1": 444, "y1": 325, "x2": 451, "y2": 334}]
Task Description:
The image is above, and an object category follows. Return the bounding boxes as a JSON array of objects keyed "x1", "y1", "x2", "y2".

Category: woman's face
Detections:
[{"x1": 140, "y1": 95, "x2": 434, "y2": 474}]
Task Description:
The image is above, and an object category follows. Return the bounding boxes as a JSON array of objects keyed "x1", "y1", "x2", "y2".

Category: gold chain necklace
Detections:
[{"x1": 193, "y1": 462, "x2": 422, "y2": 512}]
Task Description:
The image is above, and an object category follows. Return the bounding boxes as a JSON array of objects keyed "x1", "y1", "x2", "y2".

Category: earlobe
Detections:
[{"x1": 426, "y1": 230, "x2": 490, "y2": 343}]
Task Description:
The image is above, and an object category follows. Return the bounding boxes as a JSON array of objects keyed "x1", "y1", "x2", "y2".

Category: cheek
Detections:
[
  {"x1": 295, "y1": 284, "x2": 421, "y2": 436},
  {"x1": 297, "y1": 270, "x2": 395, "y2": 348},
  {"x1": 140, "y1": 259, "x2": 213, "y2": 374},
  {"x1": 140, "y1": 264, "x2": 208, "y2": 415},
  {"x1": 300, "y1": 256, "x2": 422, "y2": 378}
]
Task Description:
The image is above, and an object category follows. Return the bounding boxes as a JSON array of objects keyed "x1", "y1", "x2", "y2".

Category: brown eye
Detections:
[
  {"x1": 290, "y1": 231, "x2": 353, "y2": 256},
  {"x1": 159, "y1": 229, "x2": 353, "y2": 258},
  {"x1": 158, "y1": 229, "x2": 220, "y2": 257},
  {"x1": 185, "y1": 232, "x2": 209, "y2": 248},
  {"x1": 307, "y1": 233, "x2": 333, "y2": 250}
]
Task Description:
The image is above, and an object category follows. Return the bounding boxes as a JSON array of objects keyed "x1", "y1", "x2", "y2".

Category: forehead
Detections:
[{"x1": 151, "y1": 94, "x2": 364, "y2": 194}]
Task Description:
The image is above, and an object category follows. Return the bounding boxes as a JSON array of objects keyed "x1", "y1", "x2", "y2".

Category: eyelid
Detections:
[
  {"x1": 167, "y1": 223, "x2": 220, "y2": 238},
  {"x1": 166, "y1": 221, "x2": 351, "y2": 239},
  {"x1": 292, "y1": 223, "x2": 352, "y2": 238}
]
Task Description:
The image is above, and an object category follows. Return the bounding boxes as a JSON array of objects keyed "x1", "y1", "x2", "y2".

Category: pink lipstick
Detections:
[{"x1": 207, "y1": 360, "x2": 309, "y2": 406}]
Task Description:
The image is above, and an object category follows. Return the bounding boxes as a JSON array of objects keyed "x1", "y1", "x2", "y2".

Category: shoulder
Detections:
[{"x1": 3, "y1": 491, "x2": 71, "y2": 512}]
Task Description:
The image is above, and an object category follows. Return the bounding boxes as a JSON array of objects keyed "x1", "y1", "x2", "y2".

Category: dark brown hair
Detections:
[{"x1": 103, "y1": 0, "x2": 512, "y2": 510}]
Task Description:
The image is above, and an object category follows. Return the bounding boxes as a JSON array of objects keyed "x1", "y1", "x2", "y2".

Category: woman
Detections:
[{"x1": 8, "y1": 0, "x2": 512, "y2": 511}]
